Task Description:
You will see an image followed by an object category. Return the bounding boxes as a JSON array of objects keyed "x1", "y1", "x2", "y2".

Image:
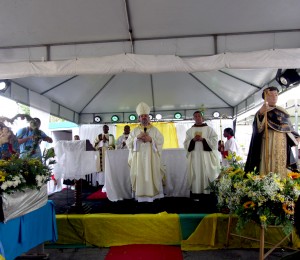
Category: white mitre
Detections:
[{"x1": 136, "y1": 102, "x2": 150, "y2": 116}]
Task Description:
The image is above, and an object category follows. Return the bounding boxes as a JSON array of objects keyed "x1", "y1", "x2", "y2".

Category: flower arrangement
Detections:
[
  {"x1": 0, "y1": 148, "x2": 55, "y2": 195},
  {"x1": 210, "y1": 152, "x2": 300, "y2": 235}
]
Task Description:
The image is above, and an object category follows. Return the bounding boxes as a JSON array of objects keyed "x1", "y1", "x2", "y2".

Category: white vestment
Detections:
[
  {"x1": 184, "y1": 125, "x2": 220, "y2": 194},
  {"x1": 116, "y1": 134, "x2": 129, "y2": 149},
  {"x1": 126, "y1": 125, "x2": 164, "y2": 202},
  {"x1": 93, "y1": 133, "x2": 115, "y2": 172}
]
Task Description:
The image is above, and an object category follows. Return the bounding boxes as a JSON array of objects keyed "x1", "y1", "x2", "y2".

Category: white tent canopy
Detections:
[{"x1": 0, "y1": 0, "x2": 300, "y2": 124}]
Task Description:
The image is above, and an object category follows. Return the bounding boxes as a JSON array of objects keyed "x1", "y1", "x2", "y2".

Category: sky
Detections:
[
  {"x1": 0, "y1": 96, "x2": 18, "y2": 117},
  {"x1": 0, "y1": 96, "x2": 27, "y2": 132}
]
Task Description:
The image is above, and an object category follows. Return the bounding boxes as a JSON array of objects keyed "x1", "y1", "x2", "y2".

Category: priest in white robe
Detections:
[
  {"x1": 184, "y1": 111, "x2": 220, "y2": 196},
  {"x1": 126, "y1": 102, "x2": 164, "y2": 202}
]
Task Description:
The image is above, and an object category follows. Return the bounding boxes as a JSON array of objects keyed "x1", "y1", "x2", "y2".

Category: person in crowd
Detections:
[
  {"x1": 74, "y1": 135, "x2": 80, "y2": 140},
  {"x1": 126, "y1": 102, "x2": 164, "y2": 202},
  {"x1": 116, "y1": 125, "x2": 130, "y2": 149},
  {"x1": 0, "y1": 123, "x2": 19, "y2": 159},
  {"x1": 93, "y1": 124, "x2": 115, "y2": 172},
  {"x1": 16, "y1": 117, "x2": 52, "y2": 159},
  {"x1": 219, "y1": 127, "x2": 241, "y2": 166},
  {"x1": 184, "y1": 111, "x2": 220, "y2": 200},
  {"x1": 245, "y1": 86, "x2": 300, "y2": 177}
]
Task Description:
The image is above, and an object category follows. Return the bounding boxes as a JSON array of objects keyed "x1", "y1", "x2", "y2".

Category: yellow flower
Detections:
[
  {"x1": 28, "y1": 158, "x2": 42, "y2": 166},
  {"x1": 235, "y1": 155, "x2": 243, "y2": 162},
  {"x1": 288, "y1": 172, "x2": 300, "y2": 180},
  {"x1": 282, "y1": 202, "x2": 295, "y2": 215},
  {"x1": 260, "y1": 215, "x2": 267, "y2": 222},
  {"x1": 226, "y1": 153, "x2": 233, "y2": 161},
  {"x1": 276, "y1": 194, "x2": 285, "y2": 203},
  {"x1": 0, "y1": 160, "x2": 9, "y2": 167},
  {"x1": 0, "y1": 170, "x2": 7, "y2": 181},
  {"x1": 233, "y1": 183, "x2": 238, "y2": 188},
  {"x1": 294, "y1": 184, "x2": 300, "y2": 191},
  {"x1": 252, "y1": 175, "x2": 261, "y2": 181},
  {"x1": 246, "y1": 173, "x2": 252, "y2": 179},
  {"x1": 229, "y1": 168, "x2": 242, "y2": 177},
  {"x1": 243, "y1": 201, "x2": 255, "y2": 209}
]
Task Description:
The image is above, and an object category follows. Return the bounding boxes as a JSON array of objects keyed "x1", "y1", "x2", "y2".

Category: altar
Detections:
[{"x1": 104, "y1": 148, "x2": 190, "y2": 201}]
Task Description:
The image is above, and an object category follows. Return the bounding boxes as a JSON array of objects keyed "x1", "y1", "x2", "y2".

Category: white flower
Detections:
[
  {"x1": 1, "y1": 182, "x2": 7, "y2": 190},
  {"x1": 6, "y1": 181, "x2": 13, "y2": 187}
]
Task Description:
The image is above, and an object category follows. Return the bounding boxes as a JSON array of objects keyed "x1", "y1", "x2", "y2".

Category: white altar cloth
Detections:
[
  {"x1": 104, "y1": 148, "x2": 190, "y2": 201},
  {"x1": 54, "y1": 140, "x2": 100, "y2": 180}
]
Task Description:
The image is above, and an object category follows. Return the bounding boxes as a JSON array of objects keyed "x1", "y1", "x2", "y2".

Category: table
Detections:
[
  {"x1": 0, "y1": 200, "x2": 57, "y2": 260},
  {"x1": 104, "y1": 148, "x2": 190, "y2": 201}
]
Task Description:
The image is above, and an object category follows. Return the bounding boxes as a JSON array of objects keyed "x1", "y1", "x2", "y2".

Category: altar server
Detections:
[{"x1": 219, "y1": 127, "x2": 241, "y2": 166}]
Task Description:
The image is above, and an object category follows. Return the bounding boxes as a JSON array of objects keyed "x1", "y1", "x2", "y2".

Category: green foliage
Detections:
[
  {"x1": 50, "y1": 115, "x2": 65, "y2": 123},
  {"x1": 18, "y1": 103, "x2": 30, "y2": 114}
]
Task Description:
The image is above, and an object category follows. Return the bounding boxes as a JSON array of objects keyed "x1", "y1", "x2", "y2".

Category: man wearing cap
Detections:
[
  {"x1": 184, "y1": 111, "x2": 220, "y2": 200},
  {"x1": 126, "y1": 102, "x2": 164, "y2": 202}
]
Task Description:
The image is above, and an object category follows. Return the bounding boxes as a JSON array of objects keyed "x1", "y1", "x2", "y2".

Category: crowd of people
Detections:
[{"x1": 0, "y1": 116, "x2": 53, "y2": 161}]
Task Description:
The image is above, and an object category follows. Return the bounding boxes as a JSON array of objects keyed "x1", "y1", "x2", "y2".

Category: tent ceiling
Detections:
[{"x1": 0, "y1": 0, "x2": 300, "y2": 123}]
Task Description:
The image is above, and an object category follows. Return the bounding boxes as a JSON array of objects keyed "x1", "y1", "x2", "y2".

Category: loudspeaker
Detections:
[{"x1": 277, "y1": 69, "x2": 300, "y2": 87}]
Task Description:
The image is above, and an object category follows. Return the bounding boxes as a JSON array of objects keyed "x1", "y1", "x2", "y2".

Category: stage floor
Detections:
[
  {"x1": 48, "y1": 183, "x2": 218, "y2": 215},
  {"x1": 37, "y1": 247, "x2": 295, "y2": 260}
]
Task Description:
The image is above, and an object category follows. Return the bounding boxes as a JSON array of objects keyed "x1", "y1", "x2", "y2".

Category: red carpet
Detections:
[
  {"x1": 86, "y1": 189, "x2": 107, "y2": 200},
  {"x1": 105, "y1": 244, "x2": 183, "y2": 260}
]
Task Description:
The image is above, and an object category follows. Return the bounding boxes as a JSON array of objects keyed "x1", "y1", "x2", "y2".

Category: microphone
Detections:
[{"x1": 144, "y1": 127, "x2": 147, "y2": 133}]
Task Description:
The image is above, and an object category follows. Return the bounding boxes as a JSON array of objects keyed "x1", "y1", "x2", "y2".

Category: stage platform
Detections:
[
  {"x1": 48, "y1": 185, "x2": 300, "y2": 252},
  {"x1": 50, "y1": 212, "x2": 300, "y2": 251}
]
